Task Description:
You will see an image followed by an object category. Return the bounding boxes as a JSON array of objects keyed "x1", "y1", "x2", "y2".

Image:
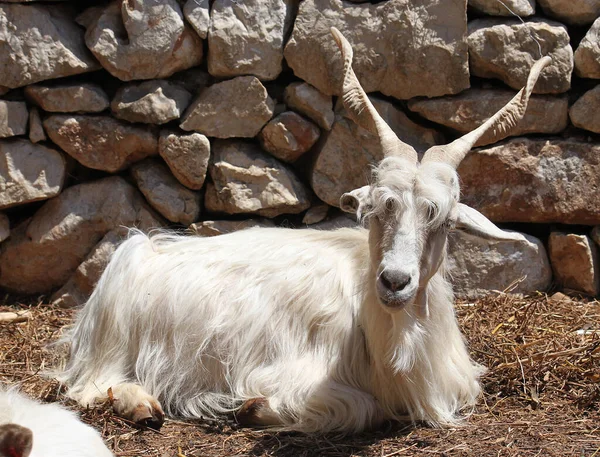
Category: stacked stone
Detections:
[{"x1": 0, "y1": 0, "x2": 598, "y2": 306}]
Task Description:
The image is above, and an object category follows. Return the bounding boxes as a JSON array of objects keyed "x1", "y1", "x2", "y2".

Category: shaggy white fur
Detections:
[
  {"x1": 0, "y1": 388, "x2": 113, "y2": 457},
  {"x1": 58, "y1": 171, "x2": 484, "y2": 432}
]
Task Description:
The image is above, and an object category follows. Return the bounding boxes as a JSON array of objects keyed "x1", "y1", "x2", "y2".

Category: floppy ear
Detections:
[
  {"x1": 340, "y1": 185, "x2": 371, "y2": 217},
  {"x1": 455, "y1": 203, "x2": 525, "y2": 242}
]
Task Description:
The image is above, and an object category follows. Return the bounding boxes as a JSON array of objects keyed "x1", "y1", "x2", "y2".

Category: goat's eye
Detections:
[{"x1": 427, "y1": 202, "x2": 439, "y2": 221}]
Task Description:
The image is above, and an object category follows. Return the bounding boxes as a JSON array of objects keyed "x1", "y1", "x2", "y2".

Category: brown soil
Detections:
[{"x1": 1, "y1": 293, "x2": 598, "y2": 457}]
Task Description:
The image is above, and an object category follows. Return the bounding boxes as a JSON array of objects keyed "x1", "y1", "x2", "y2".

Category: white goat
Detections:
[
  {"x1": 58, "y1": 29, "x2": 550, "y2": 433},
  {"x1": 0, "y1": 388, "x2": 113, "y2": 457}
]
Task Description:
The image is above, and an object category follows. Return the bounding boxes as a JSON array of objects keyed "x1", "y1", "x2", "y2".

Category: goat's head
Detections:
[{"x1": 331, "y1": 27, "x2": 550, "y2": 314}]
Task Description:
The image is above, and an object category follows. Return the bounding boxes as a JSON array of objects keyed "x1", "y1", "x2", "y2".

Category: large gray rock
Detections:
[
  {"x1": 158, "y1": 130, "x2": 210, "y2": 190},
  {"x1": 183, "y1": 0, "x2": 209, "y2": 39},
  {"x1": 548, "y1": 233, "x2": 599, "y2": 296},
  {"x1": 44, "y1": 114, "x2": 158, "y2": 172},
  {"x1": 449, "y1": 230, "x2": 552, "y2": 299},
  {"x1": 459, "y1": 138, "x2": 600, "y2": 224},
  {"x1": 180, "y1": 76, "x2": 274, "y2": 138},
  {"x1": 0, "y1": 4, "x2": 100, "y2": 89},
  {"x1": 28, "y1": 108, "x2": 46, "y2": 143},
  {"x1": 284, "y1": 0, "x2": 469, "y2": 100},
  {"x1": 467, "y1": 19, "x2": 573, "y2": 94},
  {"x1": 0, "y1": 101, "x2": 28, "y2": 138},
  {"x1": 208, "y1": 0, "x2": 296, "y2": 80},
  {"x1": 189, "y1": 219, "x2": 275, "y2": 237},
  {"x1": 468, "y1": 0, "x2": 535, "y2": 16},
  {"x1": 0, "y1": 139, "x2": 65, "y2": 210},
  {"x1": 569, "y1": 85, "x2": 600, "y2": 134},
  {"x1": 78, "y1": 0, "x2": 203, "y2": 81},
  {"x1": 574, "y1": 18, "x2": 600, "y2": 79},
  {"x1": 311, "y1": 96, "x2": 443, "y2": 207},
  {"x1": 51, "y1": 229, "x2": 125, "y2": 308},
  {"x1": 131, "y1": 159, "x2": 200, "y2": 225},
  {"x1": 0, "y1": 176, "x2": 163, "y2": 294},
  {"x1": 538, "y1": 0, "x2": 600, "y2": 26},
  {"x1": 0, "y1": 213, "x2": 9, "y2": 243},
  {"x1": 407, "y1": 90, "x2": 568, "y2": 145},
  {"x1": 24, "y1": 83, "x2": 109, "y2": 113},
  {"x1": 111, "y1": 80, "x2": 192, "y2": 124},
  {"x1": 258, "y1": 111, "x2": 320, "y2": 163},
  {"x1": 284, "y1": 82, "x2": 334, "y2": 130},
  {"x1": 205, "y1": 140, "x2": 311, "y2": 217}
]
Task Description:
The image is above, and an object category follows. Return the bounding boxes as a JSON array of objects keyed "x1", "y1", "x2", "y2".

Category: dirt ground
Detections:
[{"x1": 0, "y1": 293, "x2": 598, "y2": 457}]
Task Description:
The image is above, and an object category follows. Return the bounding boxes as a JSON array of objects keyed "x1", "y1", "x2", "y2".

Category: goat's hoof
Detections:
[
  {"x1": 0, "y1": 423, "x2": 34, "y2": 457},
  {"x1": 236, "y1": 397, "x2": 280, "y2": 427},
  {"x1": 130, "y1": 401, "x2": 165, "y2": 430}
]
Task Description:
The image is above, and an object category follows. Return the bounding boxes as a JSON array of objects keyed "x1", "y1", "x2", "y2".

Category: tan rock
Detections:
[
  {"x1": 131, "y1": 159, "x2": 200, "y2": 225},
  {"x1": 111, "y1": 80, "x2": 192, "y2": 124},
  {"x1": 569, "y1": 85, "x2": 600, "y2": 134},
  {"x1": 24, "y1": 83, "x2": 109, "y2": 113},
  {"x1": 468, "y1": 18, "x2": 573, "y2": 94},
  {"x1": 302, "y1": 204, "x2": 329, "y2": 225},
  {"x1": 0, "y1": 176, "x2": 163, "y2": 294},
  {"x1": 284, "y1": 0, "x2": 469, "y2": 99},
  {"x1": 548, "y1": 233, "x2": 599, "y2": 296},
  {"x1": 205, "y1": 140, "x2": 311, "y2": 217},
  {"x1": 258, "y1": 112, "x2": 320, "y2": 163},
  {"x1": 0, "y1": 213, "x2": 8, "y2": 243},
  {"x1": 408, "y1": 90, "x2": 568, "y2": 145},
  {"x1": 189, "y1": 219, "x2": 275, "y2": 237},
  {"x1": 43, "y1": 114, "x2": 158, "y2": 172},
  {"x1": 51, "y1": 229, "x2": 125, "y2": 308},
  {"x1": 449, "y1": 230, "x2": 552, "y2": 299},
  {"x1": 158, "y1": 130, "x2": 210, "y2": 190},
  {"x1": 574, "y1": 18, "x2": 600, "y2": 79},
  {"x1": 183, "y1": 0, "x2": 209, "y2": 39},
  {"x1": 468, "y1": 0, "x2": 535, "y2": 16},
  {"x1": 208, "y1": 0, "x2": 296, "y2": 80},
  {"x1": 311, "y1": 96, "x2": 443, "y2": 207},
  {"x1": 28, "y1": 108, "x2": 46, "y2": 143},
  {"x1": 538, "y1": 0, "x2": 600, "y2": 25},
  {"x1": 0, "y1": 139, "x2": 65, "y2": 210},
  {"x1": 180, "y1": 76, "x2": 274, "y2": 138},
  {"x1": 0, "y1": 101, "x2": 28, "y2": 138},
  {"x1": 79, "y1": 0, "x2": 203, "y2": 81},
  {"x1": 0, "y1": 4, "x2": 100, "y2": 89},
  {"x1": 284, "y1": 82, "x2": 334, "y2": 130},
  {"x1": 459, "y1": 138, "x2": 600, "y2": 224}
]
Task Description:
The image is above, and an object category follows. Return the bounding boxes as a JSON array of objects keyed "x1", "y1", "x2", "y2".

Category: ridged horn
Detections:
[
  {"x1": 422, "y1": 56, "x2": 551, "y2": 168},
  {"x1": 330, "y1": 27, "x2": 418, "y2": 163}
]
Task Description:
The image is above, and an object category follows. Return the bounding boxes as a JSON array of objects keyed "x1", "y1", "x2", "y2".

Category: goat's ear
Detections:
[
  {"x1": 340, "y1": 186, "x2": 371, "y2": 216},
  {"x1": 455, "y1": 203, "x2": 526, "y2": 242}
]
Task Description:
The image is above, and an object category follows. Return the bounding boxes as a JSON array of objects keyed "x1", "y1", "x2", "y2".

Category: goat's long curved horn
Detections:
[
  {"x1": 330, "y1": 27, "x2": 418, "y2": 163},
  {"x1": 422, "y1": 56, "x2": 551, "y2": 168}
]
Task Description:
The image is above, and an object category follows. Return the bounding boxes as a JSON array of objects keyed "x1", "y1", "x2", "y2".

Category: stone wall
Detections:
[{"x1": 0, "y1": 0, "x2": 598, "y2": 305}]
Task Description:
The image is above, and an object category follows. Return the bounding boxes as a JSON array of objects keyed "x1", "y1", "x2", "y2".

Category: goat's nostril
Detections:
[
  {"x1": 380, "y1": 272, "x2": 411, "y2": 293},
  {"x1": 380, "y1": 273, "x2": 392, "y2": 291}
]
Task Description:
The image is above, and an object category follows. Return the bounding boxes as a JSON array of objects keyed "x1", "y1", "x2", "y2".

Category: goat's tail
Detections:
[{"x1": 54, "y1": 230, "x2": 156, "y2": 406}]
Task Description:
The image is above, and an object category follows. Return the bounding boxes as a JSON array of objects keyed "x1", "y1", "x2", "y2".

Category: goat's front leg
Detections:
[
  {"x1": 235, "y1": 397, "x2": 284, "y2": 427},
  {"x1": 109, "y1": 383, "x2": 164, "y2": 429}
]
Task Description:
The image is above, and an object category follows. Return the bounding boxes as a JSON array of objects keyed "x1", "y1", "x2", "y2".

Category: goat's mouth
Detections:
[{"x1": 375, "y1": 281, "x2": 417, "y2": 311}]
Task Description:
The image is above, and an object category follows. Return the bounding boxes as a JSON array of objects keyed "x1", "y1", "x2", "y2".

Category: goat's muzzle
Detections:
[{"x1": 376, "y1": 268, "x2": 418, "y2": 311}]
